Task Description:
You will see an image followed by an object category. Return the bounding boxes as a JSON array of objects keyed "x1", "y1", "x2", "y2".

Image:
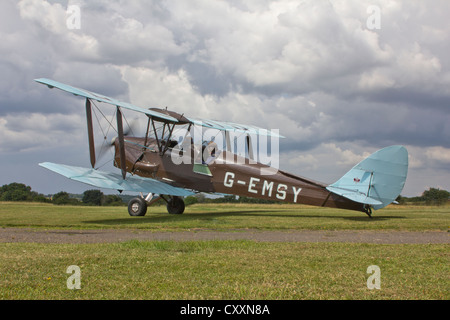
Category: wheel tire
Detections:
[
  {"x1": 167, "y1": 197, "x2": 185, "y2": 215},
  {"x1": 128, "y1": 197, "x2": 148, "y2": 217}
]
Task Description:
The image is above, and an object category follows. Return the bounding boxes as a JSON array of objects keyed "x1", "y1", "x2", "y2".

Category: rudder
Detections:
[{"x1": 327, "y1": 146, "x2": 408, "y2": 211}]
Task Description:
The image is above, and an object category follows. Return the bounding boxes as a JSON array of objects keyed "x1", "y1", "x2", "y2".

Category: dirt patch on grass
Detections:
[{"x1": 0, "y1": 228, "x2": 448, "y2": 244}]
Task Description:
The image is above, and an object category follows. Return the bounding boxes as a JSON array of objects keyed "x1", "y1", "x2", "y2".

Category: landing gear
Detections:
[
  {"x1": 128, "y1": 197, "x2": 148, "y2": 216},
  {"x1": 127, "y1": 194, "x2": 185, "y2": 216},
  {"x1": 364, "y1": 205, "x2": 373, "y2": 219},
  {"x1": 166, "y1": 196, "x2": 185, "y2": 215}
]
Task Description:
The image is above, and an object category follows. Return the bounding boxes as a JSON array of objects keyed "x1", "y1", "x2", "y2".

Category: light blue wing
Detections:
[
  {"x1": 34, "y1": 78, "x2": 179, "y2": 123},
  {"x1": 186, "y1": 117, "x2": 285, "y2": 138},
  {"x1": 36, "y1": 78, "x2": 285, "y2": 138},
  {"x1": 39, "y1": 162, "x2": 194, "y2": 196}
]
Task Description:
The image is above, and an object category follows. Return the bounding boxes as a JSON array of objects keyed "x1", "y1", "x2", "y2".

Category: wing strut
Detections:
[
  {"x1": 116, "y1": 107, "x2": 127, "y2": 179},
  {"x1": 85, "y1": 99, "x2": 96, "y2": 168}
]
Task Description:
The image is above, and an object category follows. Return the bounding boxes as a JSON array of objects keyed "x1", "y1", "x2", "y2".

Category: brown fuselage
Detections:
[{"x1": 114, "y1": 137, "x2": 365, "y2": 212}]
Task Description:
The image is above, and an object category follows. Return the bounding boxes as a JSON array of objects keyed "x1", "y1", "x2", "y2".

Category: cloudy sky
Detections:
[{"x1": 1, "y1": 0, "x2": 449, "y2": 197}]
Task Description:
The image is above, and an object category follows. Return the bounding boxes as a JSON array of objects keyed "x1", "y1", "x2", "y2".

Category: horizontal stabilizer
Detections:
[
  {"x1": 326, "y1": 186, "x2": 382, "y2": 206},
  {"x1": 327, "y1": 145, "x2": 408, "y2": 210},
  {"x1": 39, "y1": 162, "x2": 194, "y2": 197}
]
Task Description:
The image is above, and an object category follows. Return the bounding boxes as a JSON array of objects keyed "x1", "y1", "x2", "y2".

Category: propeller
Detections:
[
  {"x1": 123, "y1": 117, "x2": 140, "y2": 137},
  {"x1": 94, "y1": 117, "x2": 141, "y2": 167}
]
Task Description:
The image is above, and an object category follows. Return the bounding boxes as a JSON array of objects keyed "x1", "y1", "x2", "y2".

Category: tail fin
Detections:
[{"x1": 326, "y1": 146, "x2": 408, "y2": 211}]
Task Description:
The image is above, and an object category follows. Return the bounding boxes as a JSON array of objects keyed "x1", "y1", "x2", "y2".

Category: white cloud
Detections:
[
  {"x1": 426, "y1": 146, "x2": 450, "y2": 164},
  {"x1": 17, "y1": 0, "x2": 67, "y2": 35},
  {"x1": 119, "y1": 66, "x2": 210, "y2": 117},
  {"x1": 323, "y1": 143, "x2": 371, "y2": 166},
  {"x1": 287, "y1": 153, "x2": 318, "y2": 172}
]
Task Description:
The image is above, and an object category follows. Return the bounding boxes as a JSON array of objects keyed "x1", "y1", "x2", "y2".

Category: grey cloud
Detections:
[{"x1": 0, "y1": 0, "x2": 448, "y2": 196}]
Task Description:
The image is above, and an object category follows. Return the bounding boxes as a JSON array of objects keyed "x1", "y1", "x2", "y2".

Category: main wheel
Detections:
[
  {"x1": 128, "y1": 197, "x2": 148, "y2": 216},
  {"x1": 167, "y1": 196, "x2": 185, "y2": 215}
]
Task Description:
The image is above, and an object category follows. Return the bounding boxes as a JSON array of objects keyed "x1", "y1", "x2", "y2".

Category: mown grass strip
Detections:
[
  {"x1": 0, "y1": 241, "x2": 448, "y2": 300},
  {"x1": 0, "y1": 202, "x2": 448, "y2": 231}
]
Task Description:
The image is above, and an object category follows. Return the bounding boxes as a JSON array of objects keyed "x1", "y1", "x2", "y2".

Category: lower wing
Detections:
[{"x1": 39, "y1": 162, "x2": 194, "y2": 197}]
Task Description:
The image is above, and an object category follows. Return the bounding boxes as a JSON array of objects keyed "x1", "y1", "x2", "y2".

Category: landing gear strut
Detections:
[{"x1": 364, "y1": 205, "x2": 373, "y2": 219}]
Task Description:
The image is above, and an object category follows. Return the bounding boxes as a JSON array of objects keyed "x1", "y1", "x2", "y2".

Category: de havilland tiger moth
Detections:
[{"x1": 35, "y1": 78, "x2": 408, "y2": 218}]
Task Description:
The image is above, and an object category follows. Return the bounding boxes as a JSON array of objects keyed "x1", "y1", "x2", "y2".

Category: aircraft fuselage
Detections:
[{"x1": 114, "y1": 137, "x2": 365, "y2": 212}]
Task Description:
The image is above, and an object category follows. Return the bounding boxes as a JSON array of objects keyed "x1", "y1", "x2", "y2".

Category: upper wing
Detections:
[
  {"x1": 187, "y1": 117, "x2": 285, "y2": 138},
  {"x1": 39, "y1": 162, "x2": 194, "y2": 197},
  {"x1": 35, "y1": 78, "x2": 284, "y2": 138},
  {"x1": 34, "y1": 78, "x2": 179, "y2": 123}
]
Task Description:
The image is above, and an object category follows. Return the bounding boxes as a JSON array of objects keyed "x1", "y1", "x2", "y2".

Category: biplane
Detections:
[{"x1": 35, "y1": 78, "x2": 408, "y2": 218}]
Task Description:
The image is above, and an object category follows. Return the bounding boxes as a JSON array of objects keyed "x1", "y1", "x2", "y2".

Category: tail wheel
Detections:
[
  {"x1": 364, "y1": 205, "x2": 373, "y2": 219},
  {"x1": 128, "y1": 197, "x2": 148, "y2": 216},
  {"x1": 167, "y1": 196, "x2": 185, "y2": 215}
]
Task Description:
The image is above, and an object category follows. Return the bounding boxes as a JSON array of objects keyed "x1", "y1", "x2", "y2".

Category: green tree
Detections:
[
  {"x1": 223, "y1": 195, "x2": 238, "y2": 203},
  {"x1": 184, "y1": 196, "x2": 198, "y2": 206},
  {"x1": 103, "y1": 194, "x2": 124, "y2": 206},
  {"x1": 0, "y1": 183, "x2": 32, "y2": 202},
  {"x1": 52, "y1": 192, "x2": 79, "y2": 205},
  {"x1": 82, "y1": 190, "x2": 104, "y2": 206},
  {"x1": 422, "y1": 188, "x2": 449, "y2": 206},
  {"x1": 395, "y1": 195, "x2": 406, "y2": 205}
]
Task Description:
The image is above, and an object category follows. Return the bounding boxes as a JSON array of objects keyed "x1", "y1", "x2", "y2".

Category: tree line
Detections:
[
  {"x1": 396, "y1": 188, "x2": 449, "y2": 206},
  {"x1": 52, "y1": 190, "x2": 125, "y2": 206},
  {"x1": 0, "y1": 183, "x2": 125, "y2": 206},
  {"x1": 0, "y1": 182, "x2": 448, "y2": 206}
]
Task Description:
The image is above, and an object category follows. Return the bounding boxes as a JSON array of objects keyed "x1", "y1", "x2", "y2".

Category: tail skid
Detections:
[{"x1": 327, "y1": 146, "x2": 408, "y2": 212}]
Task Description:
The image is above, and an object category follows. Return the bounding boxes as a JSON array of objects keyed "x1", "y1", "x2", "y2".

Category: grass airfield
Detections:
[{"x1": 0, "y1": 202, "x2": 448, "y2": 300}]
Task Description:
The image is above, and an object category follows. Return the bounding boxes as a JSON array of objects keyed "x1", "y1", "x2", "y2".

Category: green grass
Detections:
[
  {"x1": 0, "y1": 241, "x2": 448, "y2": 300},
  {"x1": 0, "y1": 202, "x2": 448, "y2": 231},
  {"x1": 0, "y1": 202, "x2": 448, "y2": 300}
]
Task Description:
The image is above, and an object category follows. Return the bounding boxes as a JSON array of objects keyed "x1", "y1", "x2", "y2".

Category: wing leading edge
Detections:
[
  {"x1": 39, "y1": 162, "x2": 194, "y2": 197},
  {"x1": 35, "y1": 78, "x2": 284, "y2": 138},
  {"x1": 34, "y1": 78, "x2": 179, "y2": 123}
]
